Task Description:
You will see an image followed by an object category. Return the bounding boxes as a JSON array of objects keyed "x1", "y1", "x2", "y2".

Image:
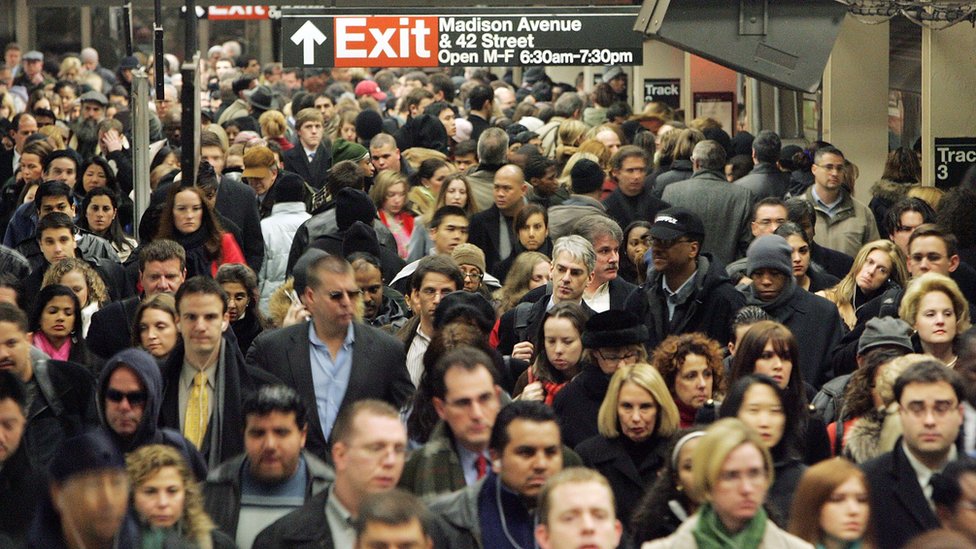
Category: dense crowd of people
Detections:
[{"x1": 4, "y1": 39, "x2": 976, "y2": 549}]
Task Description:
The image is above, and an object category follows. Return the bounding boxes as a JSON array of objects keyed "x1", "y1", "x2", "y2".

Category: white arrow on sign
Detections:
[{"x1": 291, "y1": 20, "x2": 327, "y2": 65}]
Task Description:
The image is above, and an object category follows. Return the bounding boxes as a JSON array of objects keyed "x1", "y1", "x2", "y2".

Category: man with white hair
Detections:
[{"x1": 79, "y1": 47, "x2": 116, "y2": 91}]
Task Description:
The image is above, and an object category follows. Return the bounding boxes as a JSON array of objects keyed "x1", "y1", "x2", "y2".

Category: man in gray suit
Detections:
[
  {"x1": 662, "y1": 140, "x2": 754, "y2": 266},
  {"x1": 246, "y1": 254, "x2": 414, "y2": 461}
]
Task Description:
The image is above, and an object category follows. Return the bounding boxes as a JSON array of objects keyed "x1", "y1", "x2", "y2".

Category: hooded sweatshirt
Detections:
[{"x1": 97, "y1": 348, "x2": 207, "y2": 479}]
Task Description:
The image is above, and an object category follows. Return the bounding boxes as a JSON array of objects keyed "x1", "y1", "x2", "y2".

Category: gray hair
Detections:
[
  {"x1": 752, "y1": 130, "x2": 781, "y2": 164},
  {"x1": 571, "y1": 214, "x2": 622, "y2": 245},
  {"x1": 552, "y1": 235, "x2": 596, "y2": 274},
  {"x1": 477, "y1": 127, "x2": 509, "y2": 166},
  {"x1": 691, "y1": 140, "x2": 727, "y2": 172},
  {"x1": 553, "y1": 92, "x2": 584, "y2": 118}
]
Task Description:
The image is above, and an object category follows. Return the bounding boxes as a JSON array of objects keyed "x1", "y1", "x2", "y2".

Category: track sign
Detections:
[{"x1": 280, "y1": 8, "x2": 643, "y2": 69}]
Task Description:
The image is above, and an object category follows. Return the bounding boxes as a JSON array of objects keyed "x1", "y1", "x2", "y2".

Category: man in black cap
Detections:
[
  {"x1": 741, "y1": 234, "x2": 844, "y2": 388},
  {"x1": 625, "y1": 207, "x2": 746, "y2": 351},
  {"x1": 218, "y1": 75, "x2": 257, "y2": 125},
  {"x1": 246, "y1": 85, "x2": 280, "y2": 119},
  {"x1": 548, "y1": 158, "x2": 610, "y2": 240},
  {"x1": 28, "y1": 430, "x2": 138, "y2": 549}
]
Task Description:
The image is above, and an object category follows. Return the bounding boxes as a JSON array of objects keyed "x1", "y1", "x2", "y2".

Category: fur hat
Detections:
[{"x1": 582, "y1": 310, "x2": 648, "y2": 349}]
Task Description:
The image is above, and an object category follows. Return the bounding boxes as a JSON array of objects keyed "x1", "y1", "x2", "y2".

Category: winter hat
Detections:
[
  {"x1": 518, "y1": 116, "x2": 544, "y2": 133},
  {"x1": 332, "y1": 138, "x2": 369, "y2": 164},
  {"x1": 454, "y1": 117, "x2": 472, "y2": 143},
  {"x1": 355, "y1": 110, "x2": 384, "y2": 144},
  {"x1": 342, "y1": 221, "x2": 381, "y2": 260},
  {"x1": 582, "y1": 310, "x2": 648, "y2": 349},
  {"x1": 275, "y1": 175, "x2": 306, "y2": 203},
  {"x1": 570, "y1": 159, "x2": 605, "y2": 195},
  {"x1": 49, "y1": 431, "x2": 126, "y2": 483},
  {"x1": 395, "y1": 114, "x2": 448, "y2": 154},
  {"x1": 335, "y1": 188, "x2": 377, "y2": 230},
  {"x1": 451, "y1": 243, "x2": 486, "y2": 274},
  {"x1": 433, "y1": 291, "x2": 496, "y2": 334},
  {"x1": 746, "y1": 235, "x2": 793, "y2": 277},
  {"x1": 858, "y1": 316, "x2": 914, "y2": 355}
]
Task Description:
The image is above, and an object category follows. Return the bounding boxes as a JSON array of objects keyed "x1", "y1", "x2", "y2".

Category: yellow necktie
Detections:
[{"x1": 184, "y1": 371, "x2": 208, "y2": 448}]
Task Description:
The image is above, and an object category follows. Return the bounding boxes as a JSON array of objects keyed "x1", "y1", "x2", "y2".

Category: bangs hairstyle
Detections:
[
  {"x1": 899, "y1": 272, "x2": 971, "y2": 333},
  {"x1": 651, "y1": 333, "x2": 724, "y2": 400},
  {"x1": 125, "y1": 445, "x2": 214, "y2": 546},
  {"x1": 788, "y1": 458, "x2": 875, "y2": 546},
  {"x1": 728, "y1": 320, "x2": 800, "y2": 391},
  {"x1": 690, "y1": 418, "x2": 773, "y2": 504},
  {"x1": 597, "y1": 363, "x2": 679, "y2": 439}
]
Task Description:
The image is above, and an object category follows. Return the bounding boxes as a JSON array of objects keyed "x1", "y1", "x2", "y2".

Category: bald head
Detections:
[{"x1": 493, "y1": 164, "x2": 527, "y2": 216}]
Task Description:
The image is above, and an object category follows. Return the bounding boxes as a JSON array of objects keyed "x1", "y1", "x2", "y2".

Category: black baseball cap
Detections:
[{"x1": 650, "y1": 207, "x2": 705, "y2": 240}]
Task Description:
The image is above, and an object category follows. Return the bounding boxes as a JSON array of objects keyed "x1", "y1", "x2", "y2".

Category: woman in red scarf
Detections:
[
  {"x1": 513, "y1": 301, "x2": 588, "y2": 405},
  {"x1": 370, "y1": 170, "x2": 416, "y2": 259}
]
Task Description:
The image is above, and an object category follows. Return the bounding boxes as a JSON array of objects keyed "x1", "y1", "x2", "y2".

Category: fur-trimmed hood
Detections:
[
  {"x1": 844, "y1": 405, "x2": 901, "y2": 464},
  {"x1": 870, "y1": 178, "x2": 916, "y2": 203}
]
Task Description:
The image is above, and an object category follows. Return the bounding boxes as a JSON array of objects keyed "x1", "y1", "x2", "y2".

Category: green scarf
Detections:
[{"x1": 692, "y1": 502, "x2": 767, "y2": 549}]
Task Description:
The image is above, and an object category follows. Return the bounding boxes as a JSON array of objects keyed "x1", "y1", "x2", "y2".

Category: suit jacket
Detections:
[
  {"x1": 283, "y1": 142, "x2": 332, "y2": 191},
  {"x1": 862, "y1": 441, "x2": 940, "y2": 549},
  {"x1": 159, "y1": 335, "x2": 277, "y2": 469},
  {"x1": 468, "y1": 205, "x2": 516, "y2": 277},
  {"x1": 662, "y1": 169, "x2": 755, "y2": 266},
  {"x1": 87, "y1": 295, "x2": 141, "y2": 360},
  {"x1": 245, "y1": 321, "x2": 414, "y2": 461}
]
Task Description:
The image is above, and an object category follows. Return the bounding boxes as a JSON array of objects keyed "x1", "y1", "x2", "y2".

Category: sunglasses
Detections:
[
  {"x1": 105, "y1": 389, "x2": 148, "y2": 405},
  {"x1": 326, "y1": 289, "x2": 364, "y2": 301}
]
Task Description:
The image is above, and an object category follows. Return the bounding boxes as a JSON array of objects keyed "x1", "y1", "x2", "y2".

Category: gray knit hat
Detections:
[
  {"x1": 746, "y1": 235, "x2": 793, "y2": 277},
  {"x1": 858, "y1": 316, "x2": 914, "y2": 355}
]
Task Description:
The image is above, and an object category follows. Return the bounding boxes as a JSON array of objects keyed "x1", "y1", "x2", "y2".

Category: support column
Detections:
[
  {"x1": 80, "y1": 6, "x2": 92, "y2": 48},
  {"x1": 258, "y1": 18, "x2": 272, "y2": 64},
  {"x1": 821, "y1": 15, "x2": 889, "y2": 203},
  {"x1": 15, "y1": 0, "x2": 28, "y2": 48},
  {"x1": 921, "y1": 25, "x2": 976, "y2": 186}
]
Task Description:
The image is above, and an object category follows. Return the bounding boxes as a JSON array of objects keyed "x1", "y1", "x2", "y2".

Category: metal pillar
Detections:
[{"x1": 132, "y1": 71, "x2": 151, "y2": 239}]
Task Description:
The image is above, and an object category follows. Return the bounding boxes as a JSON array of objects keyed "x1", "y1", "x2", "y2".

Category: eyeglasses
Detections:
[
  {"x1": 650, "y1": 237, "x2": 690, "y2": 249},
  {"x1": 325, "y1": 289, "x2": 364, "y2": 301},
  {"x1": 105, "y1": 389, "x2": 148, "y2": 405},
  {"x1": 902, "y1": 400, "x2": 958, "y2": 417},
  {"x1": 461, "y1": 271, "x2": 484, "y2": 280},
  {"x1": 595, "y1": 350, "x2": 638, "y2": 363}
]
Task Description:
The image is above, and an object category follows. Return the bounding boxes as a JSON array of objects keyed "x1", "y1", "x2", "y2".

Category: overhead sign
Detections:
[
  {"x1": 208, "y1": 6, "x2": 269, "y2": 20},
  {"x1": 643, "y1": 79, "x2": 681, "y2": 109},
  {"x1": 279, "y1": 7, "x2": 643, "y2": 68},
  {"x1": 934, "y1": 137, "x2": 976, "y2": 189}
]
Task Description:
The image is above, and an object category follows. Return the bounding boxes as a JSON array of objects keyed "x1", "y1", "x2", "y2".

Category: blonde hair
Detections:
[
  {"x1": 907, "y1": 186, "x2": 945, "y2": 211},
  {"x1": 38, "y1": 125, "x2": 66, "y2": 150},
  {"x1": 597, "y1": 363, "x2": 679, "y2": 439},
  {"x1": 555, "y1": 119, "x2": 588, "y2": 162},
  {"x1": 369, "y1": 170, "x2": 409, "y2": 210},
  {"x1": 828, "y1": 240, "x2": 908, "y2": 308},
  {"x1": 126, "y1": 445, "x2": 215, "y2": 549},
  {"x1": 558, "y1": 151, "x2": 602, "y2": 188},
  {"x1": 690, "y1": 418, "x2": 774, "y2": 503},
  {"x1": 899, "y1": 272, "x2": 970, "y2": 333},
  {"x1": 41, "y1": 258, "x2": 108, "y2": 306},
  {"x1": 258, "y1": 109, "x2": 287, "y2": 139}
]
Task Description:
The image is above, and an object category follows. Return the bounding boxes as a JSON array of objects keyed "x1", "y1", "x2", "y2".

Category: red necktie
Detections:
[{"x1": 476, "y1": 454, "x2": 488, "y2": 479}]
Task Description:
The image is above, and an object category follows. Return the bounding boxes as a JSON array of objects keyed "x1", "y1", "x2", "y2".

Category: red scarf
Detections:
[
  {"x1": 676, "y1": 398, "x2": 699, "y2": 429},
  {"x1": 528, "y1": 368, "x2": 567, "y2": 406}
]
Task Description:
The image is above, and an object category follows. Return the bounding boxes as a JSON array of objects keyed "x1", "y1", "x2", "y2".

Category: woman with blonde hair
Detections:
[
  {"x1": 258, "y1": 109, "x2": 293, "y2": 152},
  {"x1": 818, "y1": 239, "x2": 908, "y2": 329},
  {"x1": 652, "y1": 128, "x2": 705, "y2": 198},
  {"x1": 788, "y1": 458, "x2": 874, "y2": 549},
  {"x1": 370, "y1": 170, "x2": 416, "y2": 258},
  {"x1": 899, "y1": 272, "x2": 971, "y2": 367},
  {"x1": 554, "y1": 119, "x2": 589, "y2": 170},
  {"x1": 642, "y1": 418, "x2": 813, "y2": 549},
  {"x1": 41, "y1": 257, "x2": 108, "y2": 338},
  {"x1": 126, "y1": 444, "x2": 234, "y2": 549},
  {"x1": 577, "y1": 362, "x2": 680, "y2": 529}
]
